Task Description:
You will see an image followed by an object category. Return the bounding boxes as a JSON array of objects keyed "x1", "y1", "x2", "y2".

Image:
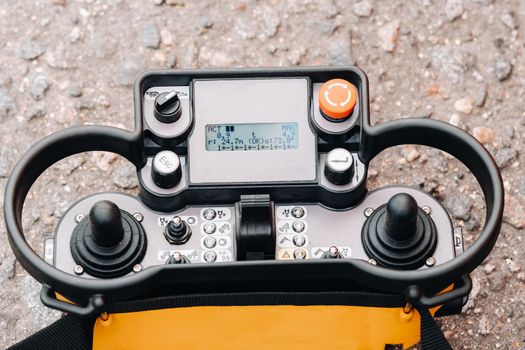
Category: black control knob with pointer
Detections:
[{"x1": 154, "y1": 91, "x2": 182, "y2": 123}]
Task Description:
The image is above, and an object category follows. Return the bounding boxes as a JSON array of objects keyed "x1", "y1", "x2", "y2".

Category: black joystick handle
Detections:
[
  {"x1": 70, "y1": 200, "x2": 147, "y2": 278},
  {"x1": 384, "y1": 193, "x2": 418, "y2": 241},
  {"x1": 89, "y1": 200, "x2": 124, "y2": 247},
  {"x1": 362, "y1": 192, "x2": 438, "y2": 269}
]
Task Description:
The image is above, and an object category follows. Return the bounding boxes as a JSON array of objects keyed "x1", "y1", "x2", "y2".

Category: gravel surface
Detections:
[{"x1": 1, "y1": 0, "x2": 524, "y2": 349}]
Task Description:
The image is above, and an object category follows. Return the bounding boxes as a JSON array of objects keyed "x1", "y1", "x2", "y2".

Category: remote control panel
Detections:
[
  {"x1": 5, "y1": 67, "x2": 503, "y2": 309},
  {"x1": 47, "y1": 70, "x2": 459, "y2": 279}
]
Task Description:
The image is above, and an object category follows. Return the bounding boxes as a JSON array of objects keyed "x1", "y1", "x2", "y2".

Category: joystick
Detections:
[
  {"x1": 70, "y1": 200, "x2": 147, "y2": 278},
  {"x1": 164, "y1": 216, "x2": 192, "y2": 244},
  {"x1": 321, "y1": 246, "x2": 343, "y2": 259},
  {"x1": 89, "y1": 201, "x2": 124, "y2": 247},
  {"x1": 165, "y1": 252, "x2": 190, "y2": 264},
  {"x1": 361, "y1": 193, "x2": 437, "y2": 269}
]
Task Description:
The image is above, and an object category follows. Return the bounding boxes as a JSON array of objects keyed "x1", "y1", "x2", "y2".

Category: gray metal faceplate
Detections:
[
  {"x1": 52, "y1": 186, "x2": 456, "y2": 278},
  {"x1": 188, "y1": 78, "x2": 317, "y2": 184}
]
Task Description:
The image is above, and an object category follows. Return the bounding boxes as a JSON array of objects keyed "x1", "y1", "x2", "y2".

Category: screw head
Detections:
[
  {"x1": 364, "y1": 208, "x2": 374, "y2": 217},
  {"x1": 422, "y1": 206, "x2": 432, "y2": 215},
  {"x1": 74, "y1": 265, "x2": 84, "y2": 275},
  {"x1": 132, "y1": 264, "x2": 142, "y2": 273},
  {"x1": 425, "y1": 257, "x2": 436, "y2": 267},
  {"x1": 367, "y1": 258, "x2": 377, "y2": 265},
  {"x1": 133, "y1": 213, "x2": 144, "y2": 222},
  {"x1": 74, "y1": 214, "x2": 85, "y2": 223}
]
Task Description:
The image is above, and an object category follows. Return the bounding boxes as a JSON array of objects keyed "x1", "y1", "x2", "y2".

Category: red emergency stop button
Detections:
[{"x1": 319, "y1": 79, "x2": 358, "y2": 121}]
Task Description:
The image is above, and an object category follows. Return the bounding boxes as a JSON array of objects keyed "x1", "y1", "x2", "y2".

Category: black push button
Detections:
[
  {"x1": 151, "y1": 150, "x2": 182, "y2": 189},
  {"x1": 324, "y1": 148, "x2": 354, "y2": 185}
]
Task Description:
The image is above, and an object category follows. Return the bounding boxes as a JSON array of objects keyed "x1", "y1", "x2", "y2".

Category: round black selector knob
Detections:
[
  {"x1": 89, "y1": 200, "x2": 124, "y2": 247},
  {"x1": 164, "y1": 216, "x2": 192, "y2": 244},
  {"x1": 70, "y1": 200, "x2": 147, "y2": 278},
  {"x1": 361, "y1": 193, "x2": 437, "y2": 270},
  {"x1": 324, "y1": 148, "x2": 354, "y2": 185},
  {"x1": 151, "y1": 150, "x2": 182, "y2": 189},
  {"x1": 154, "y1": 91, "x2": 182, "y2": 123}
]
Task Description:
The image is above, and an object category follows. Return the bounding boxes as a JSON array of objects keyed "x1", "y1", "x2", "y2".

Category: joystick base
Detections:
[{"x1": 70, "y1": 208, "x2": 147, "y2": 278}]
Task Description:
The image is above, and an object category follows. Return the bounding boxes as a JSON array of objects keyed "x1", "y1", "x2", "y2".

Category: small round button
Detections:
[
  {"x1": 292, "y1": 220, "x2": 305, "y2": 233},
  {"x1": 203, "y1": 222, "x2": 217, "y2": 235},
  {"x1": 319, "y1": 79, "x2": 358, "y2": 121},
  {"x1": 293, "y1": 234, "x2": 306, "y2": 247},
  {"x1": 324, "y1": 148, "x2": 354, "y2": 185},
  {"x1": 294, "y1": 249, "x2": 307, "y2": 259},
  {"x1": 203, "y1": 209, "x2": 216, "y2": 221},
  {"x1": 203, "y1": 236, "x2": 217, "y2": 249},
  {"x1": 291, "y1": 207, "x2": 305, "y2": 219},
  {"x1": 154, "y1": 91, "x2": 182, "y2": 123},
  {"x1": 152, "y1": 150, "x2": 182, "y2": 189},
  {"x1": 203, "y1": 251, "x2": 217, "y2": 263}
]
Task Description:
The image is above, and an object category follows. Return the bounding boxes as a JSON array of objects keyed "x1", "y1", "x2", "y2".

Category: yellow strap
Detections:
[{"x1": 94, "y1": 305, "x2": 420, "y2": 350}]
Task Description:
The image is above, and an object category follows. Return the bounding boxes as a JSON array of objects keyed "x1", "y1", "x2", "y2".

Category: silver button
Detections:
[
  {"x1": 203, "y1": 222, "x2": 216, "y2": 234},
  {"x1": 292, "y1": 220, "x2": 305, "y2": 233},
  {"x1": 326, "y1": 148, "x2": 353, "y2": 173},
  {"x1": 294, "y1": 249, "x2": 307, "y2": 259},
  {"x1": 291, "y1": 207, "x2": 305, "y2": 219},
  {"x1": 203, "y1": 236, "x2": 217, "y2": 249},
  {"x1": 324, "y1": 148, "x2": 354, "y2": 185},
  {"x1": 203, "y1": 251, "x2": 217, "y2": 263},
  {"x1": 293, "y1": 234, "x2": 306, "y2": 247},
  {"x1": 203, "y1": 209, "x2": 216, "y2": 221}
]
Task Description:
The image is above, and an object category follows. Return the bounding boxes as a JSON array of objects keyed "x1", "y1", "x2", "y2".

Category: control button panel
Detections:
[{"x1": 51, "y1": 184, "x2": 459, "y2": 278}]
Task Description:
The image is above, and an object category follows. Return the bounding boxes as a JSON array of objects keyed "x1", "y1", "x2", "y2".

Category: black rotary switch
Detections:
[
  {"x1": 361, "y1": 193, "x2": 437, "y2": 269},
  {"x1": 324, "y1": 148, "x2": 354, "y2": 185},
  {"x1": 154, "y1": 91, "x2": 182, "y2": 123},
  {"x1": 70, "y1": 200, "x2": 147, "y2": 278},
  {"x1": 89, "y1": 201, "x2": 124, "y2": 247},
  {"x1": 151, "y1": 150, "x2": 182, "y2": 189},
  {"x1": 164, "y1": 216, "x2": 192, "y2": 244}
]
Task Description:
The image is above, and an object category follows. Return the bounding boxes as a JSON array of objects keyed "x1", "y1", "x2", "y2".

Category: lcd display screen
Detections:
[{"x1": 205, "y1": 122, "x2": 298, "y2": 151}]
